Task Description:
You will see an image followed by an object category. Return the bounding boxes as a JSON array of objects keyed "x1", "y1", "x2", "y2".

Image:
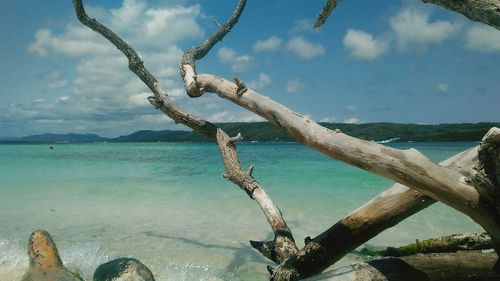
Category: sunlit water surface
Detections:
[{"x1": 0, "y1": 142, "x2": 481, "y2": 280}]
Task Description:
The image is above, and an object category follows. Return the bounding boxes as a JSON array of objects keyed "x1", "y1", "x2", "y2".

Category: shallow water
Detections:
[{"x1": 0, "y1": 141, "x2": 482, "y2": 280}]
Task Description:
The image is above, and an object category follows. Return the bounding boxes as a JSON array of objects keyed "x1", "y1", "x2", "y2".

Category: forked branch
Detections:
[
  {"x1": 181, "y1": 0, "x2": 247, "y2": 97},
  {"x1": 217, "y1": 129, "x2": 298, "y2": 263},
  {"x1": 73, "y1": 0, "x2": 296, "y2": 265},
  {"x1": 269, "y1": 146, "x2": 481, "y2": 279}
]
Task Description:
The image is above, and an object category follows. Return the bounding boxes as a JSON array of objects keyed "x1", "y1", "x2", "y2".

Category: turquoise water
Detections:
[{"x1": 0, "y1": 142, "x2": 482, "y2": 280}]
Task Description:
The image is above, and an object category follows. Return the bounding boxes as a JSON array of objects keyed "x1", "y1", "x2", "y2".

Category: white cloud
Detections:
[
  {"x1": 390, "y1": 8, "x2": 458, "y2": 50},
  {"x1": 464, "y1": 25, "x2": 500, "y2": 53},
  {"x1": 253, "y1": 36, "x2": 282, "y2": 52},
  {"x1": 55, "y1": 96, "x2": 70, "y2": 103},
  {"x1": 437, "y1": 82, "x2": 449, "y2": 93},
  {"x1": 343, "y1": 29, "x2": 389, "y2": 60},
  {"x1": 28, "y1": 27, "x2": 114, "y2": 57},
  {"x1": 144, "y1": 5, "x2": 203, "y2": 42},
  {"x1": 286, "y1": 78, "x2": 306, "y2": 93},
  {"x1": 47, "y1": 80, "x2": 68, "y2": 91},
  {"x1": 21, "y1": 0, "x2": 208, "y2": 137},
  {"x1": 110, "y1": 0, "x2": 147, "y2": 27},
  {"x1": 346, "y1": 105, "x2": 357, "y2": 112},
  {"x1": 28, "y1": 1, "x2": 203, "y2": 58},
  {"x1": 343, "y1": 117, "x2": 360, "y2": 124},
  {"x1": 248, "y1": 73, "x2": 271, "y2": 90},
  {"x1": 290, "y1": 19, "x2": 314, "y2": 33},
  {"x1": 128, "y1": 92, "x2": 151, "y2": 108},
  {"x1": 217, "y1": 47, "x2": 253, "y2": 73},
  {"x1": 232, "y1": 55, "x2": 253, "y2": 73},
  {"x1": 286, "y1": 37, "x2": 325, "y2": 59},
  {"x1": 320, "y1": 116, "x2": 337, "y2": 123},
  {"x1": 217, "y1": 47, "x2": 236, "y2": 63}
]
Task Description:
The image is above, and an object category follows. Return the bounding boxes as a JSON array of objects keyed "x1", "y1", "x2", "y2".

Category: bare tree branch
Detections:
[
  {"x1": 423, "y1": 0, "x2": 500, "y2": 30},
  {"x1": 181, "y1": 0, "x2": 247, "y2": 97},
  {"x1": 270, "y1": 147, "x2": 480, "y2": 279},
  {"x1": 73, "y1": 0, "x2": 295, "y2": 266},
  {"x1": 72, "y1": 0, "x2": 216, "y2": 139},
  {"x1": 217, "y1": 129, "x2": 298, "y2": 263},
  {"x1": 314, "y1": 0, "x2": 341, "y2": 28}
]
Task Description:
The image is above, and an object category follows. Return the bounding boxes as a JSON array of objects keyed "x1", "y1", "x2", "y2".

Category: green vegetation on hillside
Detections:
[{"x1": 2, "y1": 122, "x2": 498, "y2": 143}]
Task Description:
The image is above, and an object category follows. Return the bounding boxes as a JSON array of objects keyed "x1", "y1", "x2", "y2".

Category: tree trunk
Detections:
[
  {"x1": 303, "y1": 252, "x2": 499, "y2": 281},
  {"x1": 360, "y1": 232, "x2": 492, "y2": 257}
]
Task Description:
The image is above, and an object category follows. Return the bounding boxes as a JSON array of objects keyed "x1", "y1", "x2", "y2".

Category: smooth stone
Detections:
[
  {"x1": 21, "y1": 230, "x2": 83, "y2": 281},
  {"x1": 93, "y1": 258, "x2": 155, "y2": 281}
]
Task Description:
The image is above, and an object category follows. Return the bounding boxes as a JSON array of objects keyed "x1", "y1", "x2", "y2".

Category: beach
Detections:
[{"x1": 0, "y1": 141, "x2": 483, "y2": 280}]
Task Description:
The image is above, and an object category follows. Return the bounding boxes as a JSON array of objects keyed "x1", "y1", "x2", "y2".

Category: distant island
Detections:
[{"x1": 1, "y1": 122, "x2": 498, "y2": 144}]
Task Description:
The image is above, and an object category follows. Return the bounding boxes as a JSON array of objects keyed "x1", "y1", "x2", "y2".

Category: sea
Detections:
[{"x1": 0, "y1": 141, "x2": 483, "y2": 280}]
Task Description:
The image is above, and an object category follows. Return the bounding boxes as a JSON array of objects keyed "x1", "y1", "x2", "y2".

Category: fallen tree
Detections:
[{"x1": 71, "y1": 0, "x2": 500, "y2": 280}]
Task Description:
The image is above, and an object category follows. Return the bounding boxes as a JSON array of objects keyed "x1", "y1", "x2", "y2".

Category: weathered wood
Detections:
[
  {"x1": 314, "y1": 0, "x2": 341, "y2": 28},
  {"x1": 73, "y1": 1, "x2": 500, "y2": 280},
  {"x1": 303, "y1": 252, "x2": 499, "y2": 281},
  {"x1": 73, "y1": 0, "x2": 296, "y2": 266},
  {"x1": 360, "y1": 232, "x2": 492, "y2": 257},
  {"x1": 216, "y1": 128, "x2": 298, "y2": 263},
  {"x1": 196, "y1": 74, "x2": 500, "y2": 256},
  {"x1": 423, "y1": 0, "x2": 500, "y2": 30},
  {"x1": 269, "y1": 148, "x2": 480, "y2": 279},
  {"x1": 181, "y1": 0, "x2": 246, "y2": 98},
  {"x1": 21, "y1": 230, "x2": 83, "y2": 281},
  {"x1": 72, "y1": 0, "x2": 217, "y2": 140}
]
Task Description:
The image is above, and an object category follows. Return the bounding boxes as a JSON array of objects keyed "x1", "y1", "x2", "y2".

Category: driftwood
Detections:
[
  {"x1": 303, "y1": 252, "x2": 499, "y2": 281},
  {"x1": 267, "y1": 147, "x2": 480, "y2": 279},
  {"x1": 71, "y1": 0, "x2": 500, "y2": 280},
  {"x1": 360, "y1": 232, "x2": 492, "y2": 257},
  {"x1": 73, "y1": 0, "x2": 296, "y2": 266},
  {"x1": 192, "y1": 71, "x2": 500, "y2": 278}
]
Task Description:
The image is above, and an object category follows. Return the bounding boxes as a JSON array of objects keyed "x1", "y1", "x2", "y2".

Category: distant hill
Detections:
[
  {"x1": 18, "y1": 133, "x2": 106, "y2": 143},
  {"x1": 1, "y1": 122, "x2": 498, "y2": 143},
  {"x1": 112, "y1": 130, "x2": 190, "y2": 142},
  {"x1": 185, "y1": 122, "x2": 500, "y2": 142}
]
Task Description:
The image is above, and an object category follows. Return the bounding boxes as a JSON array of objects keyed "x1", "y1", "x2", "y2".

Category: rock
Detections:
[
  {"x1": 21, "y1": 230, "x2": 83, "y2": 281},
  {"x1": 93, "y1": 258, "x2": 155, "y2": 281}
]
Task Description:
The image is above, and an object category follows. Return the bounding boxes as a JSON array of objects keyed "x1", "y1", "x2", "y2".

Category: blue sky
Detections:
[{"x1": 0, "y1": 0, "x2": 499, "y2": 137}]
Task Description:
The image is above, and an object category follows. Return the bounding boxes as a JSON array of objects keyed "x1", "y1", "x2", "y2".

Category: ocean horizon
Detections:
[{"x1": 0, "y1": 141, "x2": 483, "y2": 280}]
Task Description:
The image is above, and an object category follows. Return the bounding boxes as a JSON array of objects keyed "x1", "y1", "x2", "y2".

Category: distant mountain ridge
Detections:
[
  {"x1": 1, "y1": 122, "x2": 499, "y2": 143},
  {"x1": 19, "y1": 133, "x2": 107, "y2": 143}
]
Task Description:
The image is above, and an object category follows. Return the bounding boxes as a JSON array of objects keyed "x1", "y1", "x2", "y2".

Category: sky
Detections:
[{"x1": 0, "y1": 0, "x2": 499, "y2": 138}]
